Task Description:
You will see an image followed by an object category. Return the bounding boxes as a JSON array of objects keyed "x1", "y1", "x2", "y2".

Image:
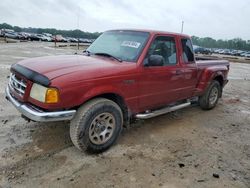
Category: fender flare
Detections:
[{"x1": 196, "y1": 65, "x2": 227, "y2": 95}]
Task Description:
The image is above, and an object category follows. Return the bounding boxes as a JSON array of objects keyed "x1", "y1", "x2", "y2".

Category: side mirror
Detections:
[{"x1": 148, "y1": 55, "x2": 164, "y2": 66}]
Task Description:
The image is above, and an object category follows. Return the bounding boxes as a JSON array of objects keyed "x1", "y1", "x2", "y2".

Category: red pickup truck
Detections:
[{"x1": 6, "y1": 30, "x2": 229, "y2": 152}]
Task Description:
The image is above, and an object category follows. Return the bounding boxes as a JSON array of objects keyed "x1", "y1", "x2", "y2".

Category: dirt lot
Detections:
[{"x1": 0, "y1": 42, "x2": 250, "y2": 188}]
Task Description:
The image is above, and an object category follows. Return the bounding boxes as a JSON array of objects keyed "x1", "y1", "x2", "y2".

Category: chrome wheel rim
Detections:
[
  {"x1": 209, "y1": 87, "x2": 219, "y2": 105},
  {"x1": 89, "y1": 112, "x2": 115, "y2": 145}
]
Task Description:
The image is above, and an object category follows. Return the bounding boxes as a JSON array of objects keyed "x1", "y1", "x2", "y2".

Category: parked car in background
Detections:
[
  {"x1": 29, "y1": 34, "x2": 40, "y2": 41},
  {"x1": 52, "y1": 35, "x2": 68, "y2": 42},
  {"x1": 230, "y1": 50, "x2": 242, "y2": 56},
  {"x1": 43, "y1": 33, "x2": 53, "y2": 38},
  {"x1": 1, "y1": 29, "x2": 15, "y2": 37},
  {"x1": 17, "y1": 33, "x2": 28, "y2": 40},
  {"x1": 79, "y1": 38, "x2": 93, "y2": 43},
  {"x1": 245, "y1": 53, "x2": 250, "y2": 58},
  {"x1": 65, "y1": 37, "x2": 78, "y2": 43},
  {"x1": 193, "y1": 45, "x2": 211, "y2": 55},
  {"x1": 206, "y1": 48, "x2": 249, "y2": 57},
  {"x1": 42, "y1": 33, "x2": 53, "y2": 41},
  {"x1": 223, "y1": 49, "x2": 232, "y2": 55},
  {"x1": 241, "y1": 52, "x2": 250, "y2": 57},
  {"x1": 4, "y1": 32, "x2": 18, "y2": 39},
  {"x1": 39, "y1": 34, "x2": 52, "y2": 41},
  {"x1": 36, "y1": 34, "x2": 46, "y2": 41}
]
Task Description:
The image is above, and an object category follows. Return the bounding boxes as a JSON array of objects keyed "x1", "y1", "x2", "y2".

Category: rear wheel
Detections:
[
  {"x1": 199, "y1": 80, "x2": 221, "y2": 110},
  {"x1": 70, "y1": 98, "x2": 123, "y2": 153}
]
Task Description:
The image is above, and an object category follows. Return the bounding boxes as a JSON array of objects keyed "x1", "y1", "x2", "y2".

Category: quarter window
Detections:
[{"x1": 181, "y1": 38, "x2": 194, "y2": 63}]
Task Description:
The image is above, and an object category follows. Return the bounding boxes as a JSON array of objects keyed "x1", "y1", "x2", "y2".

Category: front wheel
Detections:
[
  {"x1": 70, "y1": 98, "x2": 123, "y2": 153},
  {"x1": 199, "y1": 80, "x2": 221, "y2": 110}
]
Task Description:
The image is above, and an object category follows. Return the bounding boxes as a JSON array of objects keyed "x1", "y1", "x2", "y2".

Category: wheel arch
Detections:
[
  {"x1": 78, "y1": 92, "x2": 130, "y2": 126},
  {"x1": 212, "y1": 74, "x2": 224, "y2": 97},
  {"x1": 195, "y1": 68, "x2": 225, "y2": 97},
  {"x1": 213, "y1": 75, "x2": 224, "y2": 87}
]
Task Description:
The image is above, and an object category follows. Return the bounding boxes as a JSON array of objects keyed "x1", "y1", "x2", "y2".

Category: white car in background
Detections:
[
  {"x1": 243, "y1": 52, "x2": 250, "y2": 58},
  {"x1": 36, "y1": 34, "x2": 51, "y2": 42},
  {"x1": 42, "y1": 35, "x2": 52, "y2": 42}
]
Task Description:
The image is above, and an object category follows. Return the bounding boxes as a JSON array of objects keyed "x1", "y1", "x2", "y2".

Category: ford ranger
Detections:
[{"x1": 5, "y1": 30, "x2": 229, "y2": 152}]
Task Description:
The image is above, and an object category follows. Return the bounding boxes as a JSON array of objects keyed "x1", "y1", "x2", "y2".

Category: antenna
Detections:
[
  {"x1": 181, "y1": 21, "x2": 184, "y2": 33},
  {"x1": 76, "y1": 8, "x2": 80, "y2": 52}
]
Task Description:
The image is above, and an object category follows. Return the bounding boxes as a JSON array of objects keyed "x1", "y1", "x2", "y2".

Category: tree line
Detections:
[
  {"x1": 192, "y1": 36, "x2": 250, "y2": 51},
  {"x1": 0, "y1": 23, "x2": 102, "y2": 39}
]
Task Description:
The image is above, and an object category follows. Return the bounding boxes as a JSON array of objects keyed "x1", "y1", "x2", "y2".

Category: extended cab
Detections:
[{"x1": 5, "y1": 30, "x2": 229, "y2": 152}]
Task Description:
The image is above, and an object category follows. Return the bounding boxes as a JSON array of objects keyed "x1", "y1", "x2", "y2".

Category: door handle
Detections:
[{"x1": 175, "y1": 70, "x2": 183, "y2": 75}]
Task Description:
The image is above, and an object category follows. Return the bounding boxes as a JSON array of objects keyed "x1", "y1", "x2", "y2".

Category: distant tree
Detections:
[
  {"x1": 0, "y1": 23, "x2": 13, "y2": 30},
  {"x1": 13, "y1": 26, "x2": 22, "y2": 32},
  {"x1": 191, "y1": 36, "x2": 250, "y2": 51}
]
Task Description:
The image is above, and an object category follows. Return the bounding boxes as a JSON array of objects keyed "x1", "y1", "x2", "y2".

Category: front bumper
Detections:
[{"x1": 5, "y1": 86, "x2": 76, "y2": 122}]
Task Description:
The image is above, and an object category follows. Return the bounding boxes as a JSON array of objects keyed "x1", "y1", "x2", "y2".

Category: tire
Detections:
[
  {"x1": 199, "y1": 80, "x2": 221, "y2": 110},
  {"x1": 70, "y1": 98, "x2": 123, "y2": 153}
]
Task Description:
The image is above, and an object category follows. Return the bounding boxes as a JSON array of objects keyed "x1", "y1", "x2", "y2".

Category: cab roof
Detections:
[{"x1": 108, "y1": 29, "x2": 190, "y2": 39}]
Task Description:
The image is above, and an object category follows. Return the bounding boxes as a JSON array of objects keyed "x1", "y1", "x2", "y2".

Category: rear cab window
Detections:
[{"x1": 181, "y1": 38, "x2": 195, "y2": 63}]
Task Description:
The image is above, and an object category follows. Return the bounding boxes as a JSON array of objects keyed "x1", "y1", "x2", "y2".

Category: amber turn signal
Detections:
[{"x1": 45, "y1": 88, "x2": 59, "y2": 103}]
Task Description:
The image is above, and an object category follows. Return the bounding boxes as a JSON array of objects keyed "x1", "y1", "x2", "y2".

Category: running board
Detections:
[{"x1": 135, "y1": 101, "x2": 191, "y2": 119}]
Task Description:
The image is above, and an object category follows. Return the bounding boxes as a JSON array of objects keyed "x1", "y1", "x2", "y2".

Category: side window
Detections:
[
  {"x1": 145, "y1": 36, "x2": 177, "y2": 66},
  {"x1": 181, "y1": 38, "x2": 194, "y2": 63}
]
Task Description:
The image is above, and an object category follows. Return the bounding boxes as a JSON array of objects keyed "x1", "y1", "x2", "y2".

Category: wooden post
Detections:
[
  {"x1": 54, "y1": 35, "x2": 57, "y2": 48},
  {"x1": 78, "y1": 38, "x2": 79, "y2": 50}
]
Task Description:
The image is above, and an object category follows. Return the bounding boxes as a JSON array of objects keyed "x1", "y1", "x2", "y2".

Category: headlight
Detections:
[{"x1": 30, "y1": 83, "x2": 59, "y2": 103}]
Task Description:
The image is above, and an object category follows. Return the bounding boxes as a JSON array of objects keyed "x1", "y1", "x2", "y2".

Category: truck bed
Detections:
[{"x1": 196, "y1": 59, "x2": 229, "y2": 67}]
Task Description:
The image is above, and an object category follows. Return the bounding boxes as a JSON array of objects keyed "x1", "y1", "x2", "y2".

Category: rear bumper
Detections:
[{"x1": 5, "y1": 86, "x2": 76, "y2": 122}]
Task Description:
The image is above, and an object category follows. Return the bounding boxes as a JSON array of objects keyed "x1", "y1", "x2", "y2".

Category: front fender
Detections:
[{"x1": 79, "y1": 85, "x2": 125, "y2": 104}]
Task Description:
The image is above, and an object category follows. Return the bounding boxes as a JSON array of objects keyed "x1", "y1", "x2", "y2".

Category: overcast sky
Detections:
[{"x1": 0, "y1": 0, "x2": 249, "y2": 39}]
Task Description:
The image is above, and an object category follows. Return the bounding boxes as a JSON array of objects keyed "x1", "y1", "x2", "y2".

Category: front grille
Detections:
[{"x1": 9, "y1": 73, "x2": 27, "y2": 97}]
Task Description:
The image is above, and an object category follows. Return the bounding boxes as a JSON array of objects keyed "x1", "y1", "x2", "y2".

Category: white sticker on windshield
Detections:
[{"x1": 121, "y1": 41, "x2": 141, "y2": 48}]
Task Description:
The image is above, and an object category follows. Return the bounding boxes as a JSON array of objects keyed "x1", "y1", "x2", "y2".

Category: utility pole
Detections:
[
  {"x1": 181, "y1": 21, "x2": 184, "y2": 33},
  {"x1": 77, "y1": 10, "x2": 80, "y2": 51}
]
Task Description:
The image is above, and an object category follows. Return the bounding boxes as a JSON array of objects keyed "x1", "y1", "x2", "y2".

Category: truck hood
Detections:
[{"x1": 17, "y1": 55, "x2": 131, "y2": 81}]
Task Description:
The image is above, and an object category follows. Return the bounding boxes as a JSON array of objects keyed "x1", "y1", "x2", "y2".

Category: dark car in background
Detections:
[
  {"x1": 193, "y1": 45, "x2": 212, "y2": 55},
  {"x1": 29, "y1": 34, "x2": 41, "y2": 41}
]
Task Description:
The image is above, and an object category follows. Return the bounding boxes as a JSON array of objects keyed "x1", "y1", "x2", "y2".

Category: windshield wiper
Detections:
[
  {"x1": 83, "y1": 50, "x2": 91, "y2": 56},
  {"x1": 94, "y1": 52, "x2": 123, "y2": 62}
]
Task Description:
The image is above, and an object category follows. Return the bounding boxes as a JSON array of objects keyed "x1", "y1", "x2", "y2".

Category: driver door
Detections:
[{"x1": 138, "y1": 35, "x2": 184, "y2": 111}]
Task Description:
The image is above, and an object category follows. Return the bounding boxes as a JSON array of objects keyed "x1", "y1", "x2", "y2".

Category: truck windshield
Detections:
[{"x1": 87, "y1": 30, "x2": 150, "y2": 62}]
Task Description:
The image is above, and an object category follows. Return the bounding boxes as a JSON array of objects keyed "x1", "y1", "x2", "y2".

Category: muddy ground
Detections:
[{"x1": 0, "y1": 42, "x2": 249, "y2": 188}]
